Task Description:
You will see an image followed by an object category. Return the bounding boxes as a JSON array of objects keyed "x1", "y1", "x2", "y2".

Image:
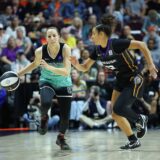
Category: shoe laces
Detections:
[
  {"x1": 125, "y1": 139, "x2": 137, "y2": 146},
  {"x1": 136, "y1": 125, "x2": 141, "y2": 132},
  {"x1": 124, "y1": 142, "x2": 130, "y2": 147},
  {"x1": 136, "y1": 122, "x2": 143, "y2": 132}
]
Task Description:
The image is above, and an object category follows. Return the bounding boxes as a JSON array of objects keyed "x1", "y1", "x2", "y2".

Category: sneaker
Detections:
[
  {"x1": 38, "y1": 114, "x2": 49, "y2": 135},
  {"x1": 56, "y1": 134, "x2": 70, "y2": 150},
  {"x1": 136, "y1": 115, "x2": 148, "y2": 138},
  {"x1": 120, "y1": 140, "x2": 141, "y2": 149}
]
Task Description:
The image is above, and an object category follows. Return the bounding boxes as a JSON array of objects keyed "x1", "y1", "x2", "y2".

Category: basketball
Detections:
[{"x1": 0, "y1": 71, "x2": 20, "y2": 91}]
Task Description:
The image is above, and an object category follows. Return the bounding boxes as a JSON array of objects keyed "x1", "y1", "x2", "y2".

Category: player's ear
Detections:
[{"x1": 99, "y1": 31, "x2": 105, "y2": 37}]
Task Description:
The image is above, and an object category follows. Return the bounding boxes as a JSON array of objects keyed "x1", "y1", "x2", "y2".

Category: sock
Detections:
[{"x1": 128, "y1": 134, "x2": 137, "y2": 142}]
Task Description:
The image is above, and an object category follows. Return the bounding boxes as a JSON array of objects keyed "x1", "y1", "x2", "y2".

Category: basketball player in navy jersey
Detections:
[
  {"x1": 18, "y1": 27, "x2": 72, "y2": 150},
  {"x1": 70, "y1": 15, "x2": 158, "y2": 149}
]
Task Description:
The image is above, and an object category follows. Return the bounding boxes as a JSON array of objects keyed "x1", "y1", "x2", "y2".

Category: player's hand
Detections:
[
  {"x1": 40, "y1": 59, "x2": 49, "y2": 69},
  {"x1": 148, "y1": 64, "x2": 158, "y2": 79},
  {"x1": 69, "y1": 56, "x2": 78, "y2": 66}
]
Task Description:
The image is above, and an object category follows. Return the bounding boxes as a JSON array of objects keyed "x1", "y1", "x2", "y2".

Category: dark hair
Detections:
[
  {"x1": 91, "y1": 85, "x2": 100, "y2": 96},
  {"x1": 47, "y1": 27, "x2": 60, "y2": 35},
  {"x1": 95, "y1": 14, "x2": 117, "y2": 37}
]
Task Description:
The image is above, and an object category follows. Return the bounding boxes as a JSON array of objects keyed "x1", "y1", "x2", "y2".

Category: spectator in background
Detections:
[
  {"x1": 0, "y1": 36, "x2": 19, "y2": 73},
  {"x1": 120, "y1": 25, "x2": 135, "y2": 57},
  {"x1": 147, "y1": 38, "x2": 160, "y2": 69},
  {"x1": 71, "y1": 39, "x2": 85, "y2": 60},
  {"x1": 60, "y1": 0, "x2": 74, "y2": 25},
  {"x1": 144, "y1": 26, "x2": 160, "y2": 69},
  {"x1": 23, "y1": 13, "x2": 33, "y2": 32},
  {"x1": 24, "y1": 0, "x2": 43, "y2": 16},
  {"x1": 81, "y1": 48, "x2": 99, "y2": 80},
  {"x1": 95, "y1": 70, "x2": 113, "y2": 101},
  {"x1": 12, "y1": 0, "x2": 26, "y2": 21},
  {"x1": 0, "y1": 23, "x2": 10, "y2": 52},
  {"x1": 23, "y1": 91, "x2": 60, "y2": 131},
  {"x1": 67, "y1": 16, "x2": 83, "y2": 39},
  {"x1": 60, "y1": 28, "x2": 77, "y2": 49},
  {"x1": 0, "y1": 5, "x2": 13, "y2": 27},
  {"x1": 70, "y1": 69, "x2": 87, "y2": 129},
  {"x1": 35, "y1": 28, "x2": 47, "y2": 48},
  {"x1": 11, "y1": 48, "x2": 31, "y2": 83},
  {"x1": 22, "y1": 92, "x2": 41, "y2": 130},
  {"x1": 120, "y1": 25, "x2": 135, "y2": 40},
  {"x1": 80, "y1": 48, "x2": 95, "y2": 80},
  {"x1": 146, "y1": 0, "x2": 160, "y2": 14},
  {"x1": 125, "y1": 0, "x2": 146, "y2": 23},
  {"x1": 28, "y1": 16, "x2": 42, "y2": 43},
  {"x1": 79, "y1": 85, "x2": 112, "y2": 129},
  {"x1": 43, "y1": 0, "x2": 61, "y2": 19},
  {"x1": 73, "y1": 0, "x2": 86, "y2": 18},
  {"x1": 142, "y1": 10, "x2": 160, "y2": 35},
  {"x1": 16, "y1": 26, "x2": 32, "y2": 57},
  {"x1": 6, "y1": 16, "x2": 20, "y2": 38},
  {"x1": 82, "y1": 14, "x2": 97, "y2": 45},
  {"x1": 80, "y1": 48, "x2": 90, "y2": 63},
  {"x1": 104, "y1": 14, "x2": 119, "y2": 39},
  {"x1": 48, "y1": 98, "x2": 60, "y2": 131},
  {"x1": 143, "y1": 26, "x2": 160, "y2": 49},
  {"x1": 84, "y1": 0, "x2": 101, "y2": 19},
  {"x1": 109, "y1": 0, "x2": 124, "y2": 26}
]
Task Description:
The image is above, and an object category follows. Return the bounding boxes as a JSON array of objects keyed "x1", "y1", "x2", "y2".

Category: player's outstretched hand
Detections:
[
  {"x1": 148, "y1": 64, "x2": 158, "y2": 79},
  {"x1": 69, "y1": 56, "x2": 79, "y2": 66}
]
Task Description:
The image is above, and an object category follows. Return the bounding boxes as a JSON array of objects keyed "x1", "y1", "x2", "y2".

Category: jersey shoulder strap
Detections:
[{"x1": 42, "y1": 44, "x2": 49, "y2": 59}]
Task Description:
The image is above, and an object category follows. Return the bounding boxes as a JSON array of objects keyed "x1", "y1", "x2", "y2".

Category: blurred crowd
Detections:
[{"x1": 0, "y1": 0, "x2": 160, "y2": 130}]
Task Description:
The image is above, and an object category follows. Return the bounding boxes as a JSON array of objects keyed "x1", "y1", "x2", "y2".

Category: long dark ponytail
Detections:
[{"x1": 95, "y1": 14, "x2": 117, "y2": 37}]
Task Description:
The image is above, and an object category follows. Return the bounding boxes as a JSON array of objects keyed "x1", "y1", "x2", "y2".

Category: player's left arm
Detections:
[
  {"x1": 40, "y1": 44, "x2": 71, "y2": 76},
  {"x1": 128, "y1": 40, "x2": 158, "y2": 79}
]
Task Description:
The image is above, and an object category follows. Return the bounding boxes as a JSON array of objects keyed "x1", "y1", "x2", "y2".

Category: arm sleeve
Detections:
[
  {"x1": 112, "y1": 39, "x2": 131, "y2": 53},
  {"x1": 95, "y1": 100, "x2": 105, "y2": 115}
]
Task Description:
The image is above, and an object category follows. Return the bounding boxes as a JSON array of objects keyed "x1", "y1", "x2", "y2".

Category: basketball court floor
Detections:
[{"x1": 0, "y1": 129, "x2": 160, "y2": 160}]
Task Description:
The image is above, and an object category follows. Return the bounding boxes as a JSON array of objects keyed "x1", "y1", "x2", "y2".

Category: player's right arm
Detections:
[
  {"x1": 70, "y1": 56, "x2": 95, "y2": 72},
  {"x1": 18, "y1": 47, "x2": 42, "y2": 77}
]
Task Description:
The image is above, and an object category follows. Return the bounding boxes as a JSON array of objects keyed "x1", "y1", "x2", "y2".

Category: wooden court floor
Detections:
[{"x1": 0, "y1": 129, "x2": 160, "y2": 160}]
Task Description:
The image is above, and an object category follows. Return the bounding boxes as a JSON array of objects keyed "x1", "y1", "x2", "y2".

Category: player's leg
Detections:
[
  {"x1": 113, "y1": 86, "x2": 148, "y2": 138},
  {"x1": 38, "y1": 86, "x2": 55, "y2": 135},
  {"x1": 111, "y1": 90, "x2": 134, "y2": 136},
  {"x1": 56, "y1": 96, "x2": 71, "y2": 150},
  {"x1": 111, "y1": 89, "x2": 140, "y2": 149}
]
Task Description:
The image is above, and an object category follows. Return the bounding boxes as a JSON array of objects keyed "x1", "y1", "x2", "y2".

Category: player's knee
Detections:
[{"x1": 113, "y1": 104, "x2": 122, "y2": 116}]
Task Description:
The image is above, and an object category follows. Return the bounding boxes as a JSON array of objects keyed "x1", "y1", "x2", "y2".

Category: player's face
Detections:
[
  {"x1": 46, "y1": 29, "x2": 59, "y2": 44},
  {"x1": 91, "y1": 27, "x2": 100, "y2": 45}
]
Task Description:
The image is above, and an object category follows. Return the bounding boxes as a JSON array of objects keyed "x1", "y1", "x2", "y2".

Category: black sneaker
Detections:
[
  {"x1": 120, "y1": 140, "x2": 141, "y2": 149},
  {"x1": 38, "y1": 114, "x2": 49, "y2": 135},
  {"x1": 136, "y1": 115, "x2": 148, "y2": 138},
  {"x1": 56, "y1": 134, "x2": 70, "y2": 150}
]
